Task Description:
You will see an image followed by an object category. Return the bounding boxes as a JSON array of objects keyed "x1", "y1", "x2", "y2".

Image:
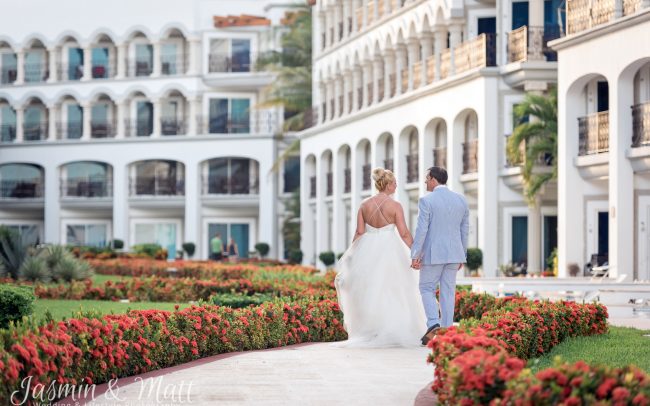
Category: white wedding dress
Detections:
[{"x1": 333, "y1": 219, "x2": 427, "y2": 348}]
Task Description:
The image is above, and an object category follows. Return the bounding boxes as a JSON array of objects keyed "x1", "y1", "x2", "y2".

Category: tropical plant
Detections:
[
  {"x1": 18, "y1": 256, "x2": 50, "y2": 282},
  {"x1": 282, "y1": 191, "x2": 301, "y2": 260},
  {"x1": 506, "y1": 88, "x2": 558, "y2": 204},
  {"x1": 0, "y1": 226, "x2": 29, "y2": 279}
]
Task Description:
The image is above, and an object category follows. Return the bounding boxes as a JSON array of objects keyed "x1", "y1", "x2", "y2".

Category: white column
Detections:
[
  {"x1": 334, "y1": 4, "x2": 343, "y2": 43},
  {"x1": 372, "y1": 57, "x2": 383, "y2": 104},
  {"x1": 352, "y1": 68, "x2": 362, "y2": 111},
  {"x1": 116, "y1": 43, "x2": 126, "y2": 78},
  {"x1": 187, "y1": 38, "x2": 200, "y2": 75},
  {"x1": 315, "y1": 158, "x2": 328, "y2": 269},
  {"x1": 608, "y1": 79, "x2": 634, "y2": 280},
  {"x1": 259, "y1": 158, "x2": 278, "y2": 259},
  {"x1": 384, "y1": 50, "x2": 395, "y2": 98},
  {"x1": 116, "y1": 100, "x2": 126, "y2": 139},
  {"x1": 362, "y1": 62, "x2": 372, "y2": 106},
  {"x1": 152, "y1": 42, "x2": 161, "y2": 77},
  {"x1": 112, "y1": 163, "x2": 128, "y2": 247},
  {"x1": 82, "y1": 47, "x2": 92, "y2": 81},
  {"x1": 188, "y1": 97, "x2": 199, "y2": 135},
  {"x1": 300, "y1": 157, "x2": 315, "y2": 265},
  {"x1": 152, "y1": 99, "x2": 161, "y2": 137},
  {"x1": 184, "y1": 160, "x2": 200, "y2": 255},
  {"x1": 343, "y1": 1, "x2": 351, "y2": 38},
  {"x1": 332, "y1": 153, "x2": 345, "y2": 254},
  {"x1": 44, "y1": 165, "x2": 60, "y2": 243},
  {"x1": 395, "y1": 45, "x2": 406, "y2": 96},
  {"x1": 47, "y1": 47, "x2": 58, "y2": 83},
  {"x1": 478, "y1": 79, "x2": 499, "y2": 276},
  {"x1": 15, "y1": 51, "x2": 25, "y2": 84},
  {"x1": 352, "y1": 0, "x2": 361, "y2": 32},
  {"x1": 327, "y1": 81, "x2": 335, "y2": 120},
  {"x1": 433, "y1": 28, "x2": 447, "y2": 81},
  {"x1": 48, "y1": 105, "x2": 57, "y2": 141},
  {"x1": 420, "y1": 33, "x2": 433, "y2": 85},
  {"x1": 82, "y1": 102, "x2": 92, "y2": 140},
  {"x1": 325, "y1": 8, "x2": 333, "y2": 47},
  {"x1": 15, "y1": 107, "x2": 24, "y2": 142},
  {"x1": 449, "y1": 23, "x2": 463, "y2": 76},
  {"x1": 319, "y1": 82, "x2": 328, "y2": 122},
  {"x1": 334, "y1": 76, "x2": 343, "y2": 118},
  {"x1": 407, "y1": 39, "x2": 419, "y2": 91},
  {"x1": 527, "y1": 199, "x2": 542, "y2": 273},
  {"x1": 343, "y1": 71, "x2": 352, "y2": 114}
]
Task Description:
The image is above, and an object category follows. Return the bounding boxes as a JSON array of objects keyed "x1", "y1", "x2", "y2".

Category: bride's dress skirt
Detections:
[{"x1": 333, "y1": 224, "x2": 427, "y2": 348}]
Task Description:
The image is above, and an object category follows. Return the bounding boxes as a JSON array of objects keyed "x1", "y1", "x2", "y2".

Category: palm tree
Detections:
[{"x1": 506, "y1": 88, "x2": 558, "y2": 204}]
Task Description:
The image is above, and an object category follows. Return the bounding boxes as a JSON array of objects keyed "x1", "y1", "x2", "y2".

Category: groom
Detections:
[{"x1": 410, "y1": 167, "x2": 469, "y2": 345}]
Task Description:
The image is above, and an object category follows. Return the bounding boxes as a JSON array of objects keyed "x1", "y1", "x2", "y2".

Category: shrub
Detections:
[
  {"x1": 18, "y1": 256, "x2": 50, "y2": 282},
  {"x1": 466, "y1": 248, "x2": 483, "y2": 272},
  {"x1": 41, "y1": 245, "x2": 71, "y2": 270},
  {"x1": 288, "y1": 249, "x2": 303, "y2": 265},
  {"x1": 112, "y1": 239, "x2": 124, "y2": 249},
  {"x1": 0, "y1": 284, "x2": 35, "y2": 328},
  {"x1": 255, "y1": 242, "x2": 270, "y2": 258},
  {"x1": 210, "y1": 292, "x2": 276, "y2": 308},
  {"x1": 0, "y1": 226, "x2": 28, "y2": 279},
  {"x1": 132, "y1": 243, "x2": 163, "y2": 258},
  {"x1": 182, "y1": 242, "x2": 196, "y2": 258},
  {"x1": 319, "y1": 251, "x2": 336, "y2": 267}
]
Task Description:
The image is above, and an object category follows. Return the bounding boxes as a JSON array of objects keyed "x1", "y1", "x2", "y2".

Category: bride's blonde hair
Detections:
[{"x1": 372, "y1": 168, "x2": 395, "y2": 192}]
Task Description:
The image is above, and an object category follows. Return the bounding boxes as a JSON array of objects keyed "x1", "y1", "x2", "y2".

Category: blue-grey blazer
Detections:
[{"x1": 410, "y1": 186, "x2": 469, "y2": 265}]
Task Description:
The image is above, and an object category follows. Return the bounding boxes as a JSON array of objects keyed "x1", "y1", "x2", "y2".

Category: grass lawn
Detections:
[
  {"x1": 32, "y1": 299, "x2": 192, "y2": 322},
  {"x1": 91, "y1": 273, "x2": 134, "y2": 284},
  {"x1": 529, "y1": 326, "x2": 650, "y2": 373}
]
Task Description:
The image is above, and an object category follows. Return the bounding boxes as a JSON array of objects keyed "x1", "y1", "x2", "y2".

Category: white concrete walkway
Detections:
[{"x1": 82, "y1": 343, "x2": 434, "y2": 406}]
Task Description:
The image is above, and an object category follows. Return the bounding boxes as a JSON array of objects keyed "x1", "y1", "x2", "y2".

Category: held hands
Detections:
[{"x1": 411, "y1": 258, "x2": 422, "y2": 270}]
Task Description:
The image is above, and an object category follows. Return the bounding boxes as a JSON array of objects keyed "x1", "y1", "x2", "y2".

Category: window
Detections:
[
  {"x1": 67, "y1": 104, "x2": 83, "y2": 139},
  {"x1": 209, "y1": 39, "x2": 251, "y2": 73},
  {"x1": 5, "y1": 224, "x2": 40, "y2": 246},
  {"x1": 66, "y1": 224, "x2": 108, "y2": 247},
  {"x1": 134, "y1": 222, "x2": 177, "y2": 259},
  {"x1": 207, "y1": 223, "x2": 250, "y2": 258},
  {"x1": 134, "y1": 160, "x2": 183, "y2": 196},
  {"x1": 161, "y1": 43, "x2": 178, "y2": 75},
  {"x1": 0, "y1": 164, "x2": 42, "y2": 198},
  {"x1": 24, "y1": 51, "x2": 45, "y2": 82},
  {"x1": 91, "y1": 103, "x2": 110, "y2": 137},
  {"x1": 1, "y1": 53, "x2": 17, "y2": 84},
  {"x1": 24, "y1": 105, "x2": 45, "y2": 141},
  {"x1": 283, "y1": 156, "x2": 300, "y2": 193},
  {"x1": 136, "y1": 101, "x2": 153, "y2": 136},
  {"x1": 512, "y1": 1, "x2": 529, "y2": 30},
  {"x1": 91, "y1": 48, "x2": 110, "y2": 78},
  {"x1": 135, "y1": 44, "x2": 153, "y2": 76},
  {"x1": 478, "y1": 17, "x2": 496, "y2": 35},
  {"x1": 597, "y1": 81, "x2": 609, "y2": 112},
  {"x1": 67, "y1": 47, "x2": 84, "y2": 80},
  {"x1": 0, "y1": 105, "x2": 16, "y2": 142},
  {"x1": 207, "y1": 158, "x2": 256, "y2": 194},
  {"x1": 512, "y1": 216, "x2": 528, "y2": 264},
  {"x1": 64, "y1": 162, "x2": 110, "y2": 197},
  {"x1": 161, "y1": 100, "x2": 179, "y2": 135},
  {"x1": 208, "y1": 98, "x2": 250, "y2": 134}
]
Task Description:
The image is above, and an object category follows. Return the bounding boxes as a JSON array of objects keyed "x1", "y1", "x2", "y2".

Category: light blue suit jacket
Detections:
[{"x1": 410, "y1": 186, "x2": 470, "y2": 265}]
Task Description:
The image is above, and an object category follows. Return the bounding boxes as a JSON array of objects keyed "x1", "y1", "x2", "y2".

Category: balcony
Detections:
[
  {"x1": 130, "y1": 177, "x2": 184, "y2": 196},
  {"x1": 61, "y1": 177, "x2": 112, "y2": 198},
  {"x1": 433, "y1": 147, "x2": 447, "y2": 168},
  {"x1": 57, "y1": 63, "x2": 83, "y2": 81},
  {"x1": 0, "y1": 180, "x2": 43, "y2": 199},
  {"x1": 197, "y1": 110, "x2": 280, "y2": 135},
  {"x1": 362, "y1": 163, "x2": 371, "y2": 191},
  {"x1": 413, "y1": 61, "x2": 422, "y2": 89},
  {"x1": 507, "y1": 26, "x2": 561, "y2": 64},
  {"x1": 377, "y1": 78, "x2": 384, "y2": 102},
  {"x1": 205, "y1": 52, "x2": 272, "y2": 89},
  {"x1": 1, "y1": 66, "x2": 17, "y2": 85},
  {"x1": 161, "y1": 118, "x2": 187, "y2": 136},
  {"x1": 24, "y1": 63, "x2": 49, "y2": 83},
  {"x1": 202, "y1": 176, "x2": 259, "y2": 195},
  {"x1": 56, "y1": 121, "x2": 83, "y2": 140},
  {"x1": 578, "y1": 111, "x2": 609, "y2": 155},
  {"x1": 326, "y1": 172, "x2": 333, "y2": 196},
  {"x1": 426, "y1": 55, "x2": 435, "y2": 85},
  {"x1": 125, "y1": 120, "x2": 153, "y2": 137},
  {"x1": 91, "y1": 122, "x2": 116, "y2": 138},
  {"x1": 632, "y1": 102, "x2": 650, "y2": 148},
  {"x1": 406, "y1": 154, "x2": 419, "y2": 183},
  {"x1": 23, "y1": 122, "x2": 48, "y2": 141},
  {"x1": 91, "y1": 63, "x2": 114, "y2": 79},
  {"x1": 389, "y1": 73, "x2": 396, "y2": 98},
  {"x1": 126, "y1": 59, "x2": 153, "y2": 77},
  {"x1": 384, "y1": 158, "x2": 394, "y2": 172},
  {"x1": 567, "y1": 0, "x2": 614, "y2": 35},
  {"x1": 309, "y1": 176, "x2": 316, "y2": 198},
  {"x1": 344, "y1": 168, "x2": 351, "y2": 194},
  {"x1": 1, "y1": 124, "x2": 16, "y2": 142},
  {"x1": 463, "y1": 139, "x2": 479, "y2": 174},
  {"x1": 161, "y1": 56, "x2": 187, "y2": 76}
]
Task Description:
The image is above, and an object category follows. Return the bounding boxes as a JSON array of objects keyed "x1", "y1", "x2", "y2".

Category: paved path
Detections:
[{"x1": 81, "y1": 343, "x2": 434, "y2": 406}]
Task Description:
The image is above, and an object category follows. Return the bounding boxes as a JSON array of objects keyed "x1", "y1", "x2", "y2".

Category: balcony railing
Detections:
[
  {"x1": 161, "y1": 56, "x2": 187, "y2": 76},
  {"x1": 0, "y1": 180, "x2": 44, "y2": 199},
  {"x1": 567, "y1": 0, "x2": 629, "y2": 35},
  {"x1": 507, "y1": 26, "x2": 560, "y2": 63},
  {"x1": 463, "y1": 139, "x2": 479, "y2": 174},
  {"x1": 1, "y1": 66, "x2": 17, "y2": 85},
  {"x1": 197, "y1": 110, "x2": 280, "y2": 135},
  {"x1": 91, "y1": 122, "x2": 116, "y2": 138},
  {"x1": 338, "y1": 95, "x2": 344, "y2": 116},
  {"x1": 440, "y1": 49, "x2": 451, "y2": 79},
  {"x1": 61, "y1": 177, "x2": 112, "y2": 198},
  {"x1": 362, "y1": 163, "x2": 371, "y2": 191},
  {"x1": 578, "y1": 111, "x2": 609, "y2": 155},
  {"x1": 357, "y1": 88, "x2": 363, "y2": 110},
  {"x1": 125, "y1": 120, "x2": 153, "y2": 137},
  {"x1": 389, "y1": 73, "x2": 396, "y2": 98},
  {"x1": 24, "y1": 63, "x2": 49, "y2": 83},
  {"x1": 406, "y1": 154, "x2": 419, "y2": 183},
  {"x1": 326, "y1": 172, "x2": 333, "y2": 196},
  {"x1": 401, "y1": 69, "x2": 408, "y2": 93},
  {"x1": 161, "y1": 118, "x2": 187, "y2": 136},
  {"x1": 344, "y1": 168, "x2": 351, "y2": 193},
  {"x1": 426, "y1": 55, "x2": 435, "y2": 84},
  {"x1": 433, "y1": 147, "x2": 447, "y2": 168},
  {"x1": 126, "y1": 59, "x2": 153, "y2": 77},
  {"x1": 57, "y1": 63, "x2": 83, "y2": 81},
  {"x1": 454, "y1": 33, "x2": 497, "y2": 75},
  {"x1": 1, "y1": 125, "x2": 16, "y2": 142},
  {"x1": 632, "y1": 101, "x2": 650, "y2": 148},
  {"x1": 23, "y1": 122, "x2": 48, "y2": 141},
  {"x1": 505, "y1": 138, "x2": 554, "y2": 167},
  {"x1": 56, "y1": 121, "x2": 83, "y2": 140},
  {"x1": 309, "y1": 176, "x2": 316, "y2": 198},
  {"x1": 366, "y1": 82, "x2": 373, "y2": 106},
  {"x1": 91, "y1": 63, "x2": 114, "y2": 79},
  {"x1": 202, "y1": 175, "x2": 258, "y2": 195},
  {"x1": 208, "y1": 53, "x2": 255, "y2": 73},
  {"x1": 130, "y1": 177, "x2": 184, "y2": 196},
  {"x1": 378, "y1": 78, "x2": 385, "y2": 102},
  {"x1": 384, "y1": 158, "x2": 394, "y2": 172}
]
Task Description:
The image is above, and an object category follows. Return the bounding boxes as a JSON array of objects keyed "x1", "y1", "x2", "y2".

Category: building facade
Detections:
[
  {"x1": 0, "y1": 0, "x2": 301, "y2": 260},
  {"x1": 300, "y1": 0, "x2": 561, "y2": 274},
  {"x1": 552, "y1": 0, "x2": 650, "y2": 281}
]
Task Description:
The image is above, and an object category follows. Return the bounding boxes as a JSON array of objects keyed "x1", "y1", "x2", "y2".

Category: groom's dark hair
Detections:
[{"x1": 427, "y1": 167, "x2": 448, "y2": 185}]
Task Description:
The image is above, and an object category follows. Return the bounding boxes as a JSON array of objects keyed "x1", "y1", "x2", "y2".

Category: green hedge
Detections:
[
  {"x1": 210, "y1": 292, "x2": 277, "y2": 308},
  {"x1": 0, "y1": 285, "x2": 35, "y2": 328}
]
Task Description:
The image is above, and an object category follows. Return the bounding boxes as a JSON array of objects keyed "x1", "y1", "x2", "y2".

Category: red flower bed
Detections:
[
  {"x1": 0, "y1": 298, "x2": 346, "y2": 404},
  {"x1": 430, "y1": 292, "x2": 650, "y2": 404}
]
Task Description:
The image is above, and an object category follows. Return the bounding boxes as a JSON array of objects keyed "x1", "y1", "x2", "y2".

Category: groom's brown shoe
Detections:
[{"x1": 421, "y1": 324, "x2": 441, "y2": 346}]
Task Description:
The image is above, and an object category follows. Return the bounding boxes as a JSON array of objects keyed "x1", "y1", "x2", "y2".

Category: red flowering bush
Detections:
[{"x1": 0, "y1": 298, "x2": 346, "y2": 404}]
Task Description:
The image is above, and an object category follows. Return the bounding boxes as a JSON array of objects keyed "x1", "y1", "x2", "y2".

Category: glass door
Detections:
[
  {"x1": 512, "y1": 216, "x2": 528, "y2": 265},
  {"x1": 207, "y1": 223, "x2": 250, "y2": 258}
]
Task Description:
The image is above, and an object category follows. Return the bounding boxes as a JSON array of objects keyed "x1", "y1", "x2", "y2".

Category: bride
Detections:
[{"x1": 333, "y1": 168, "x2": 426, "y2": 347}]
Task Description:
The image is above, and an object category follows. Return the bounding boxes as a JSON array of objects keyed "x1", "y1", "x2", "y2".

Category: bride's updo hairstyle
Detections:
[{"x1": 372, "y1": 168, "x2": 395, "y2": 192}]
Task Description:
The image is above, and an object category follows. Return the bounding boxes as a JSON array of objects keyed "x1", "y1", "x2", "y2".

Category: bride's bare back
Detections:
[{"x1": 354, "y1": 194, "x2": 413, "y2": 247}]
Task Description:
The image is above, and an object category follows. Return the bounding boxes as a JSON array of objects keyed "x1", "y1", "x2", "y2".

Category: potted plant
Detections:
[
  {"x1": 319, "y1": 251, "x2": 336, "y2": 270},
  {"x1": 182, "y1": 242, "x2": 196, "y2": 259},
  {"x1": 466, "y1": 248, "x2": 483, "y2": 277},
  {"x1": 255, "y1": 242, "x2": 270, "y2": 259}
]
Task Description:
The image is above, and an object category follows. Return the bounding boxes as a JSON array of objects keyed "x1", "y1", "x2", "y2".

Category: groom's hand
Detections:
[{"x1": 411, "y1": 259, "x2": 421, "y2": 270}]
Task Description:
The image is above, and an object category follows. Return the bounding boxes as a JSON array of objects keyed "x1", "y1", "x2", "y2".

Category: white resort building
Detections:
[
  {"x1": 552, "y1": 0, "x2": 650, "y2": 281},
  {"x1": 0, "y1": 0, "x2": 301, "y2": 260},
  {"x1": 300, "y1": 0, "x2": 562, "y2": 274}
]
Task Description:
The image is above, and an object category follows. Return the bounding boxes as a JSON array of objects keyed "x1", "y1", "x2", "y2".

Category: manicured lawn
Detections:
[
  {"x1": 529, "y1": 326, "x2": 650, "y2": 373},
  {"x1": 32, "y1": 299, "x2": 192, "y2": 321},
  {"x1": 91, "y1": 273, "x2": 133, "y2": 284}
]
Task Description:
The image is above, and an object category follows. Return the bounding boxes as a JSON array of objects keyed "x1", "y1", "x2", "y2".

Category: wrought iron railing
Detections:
[
  {"x1": 433, "y1": 147, "x2": 447, "y2": 169},
  {"x1": 24, "y1": 62, "x2": 49, "y2": 83},
  {"x1": 0, "y1": 180, "x2": 44, "y2": 199},
  {"x1": 196, "y1": 110, "x2": 280, "y2": 135},
  {"x1": 632, "y1": 102, "x2": 650, "y2": 148},
  {"x1": 23, "y1": 122, "x2": 48, "y2": 141},
  {"x1": 161, "y1": 118, "x2": 187, "y2": 136},
  {"x1": 126, "y1": 58, "x2": 153, "y2": 77},
  {"x1": 406, "y1": 154, "x2": 419, "y2": 183},
  {"x1": 463, "y1": 139, "x2": 479, "y2": 174},
  {"x1": 130, "y1": 177, "x2": 185, "y2": 196},
  {"x1": 61, "y1": 177, "x2": 112, "y2": 198},
  {"x1": 202, "y1": 175, "x2": 258, "y2": 195},
  {"x1": 578, "y1": 111, "x2": 609, "y2": 155},
  {"x1": 309, "y1": 176, "x2": 316, "y2": 198},
  {"x1": 56, "y1": 121, "x2": 83, "y2": 140},
  {"x1": 208, "y1": 52, "x2": 256, "y2": 73},
  {"x1": 384, "y1": 158, "x2": 394, "y2": 172},
  {"x1": 362, "y1": 163, "x2": 371, "y2": 190},
  {"x1": 344, "y1": 168, "x2": 351, "y2": 193},
  {"x1": 91, "y1": 122, "x2": 116, "y2": 138}
]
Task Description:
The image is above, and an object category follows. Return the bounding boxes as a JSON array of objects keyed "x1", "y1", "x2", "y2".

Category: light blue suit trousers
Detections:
[{"x1": 419, "y1": 263, "x2": 459, "y2": 328}]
